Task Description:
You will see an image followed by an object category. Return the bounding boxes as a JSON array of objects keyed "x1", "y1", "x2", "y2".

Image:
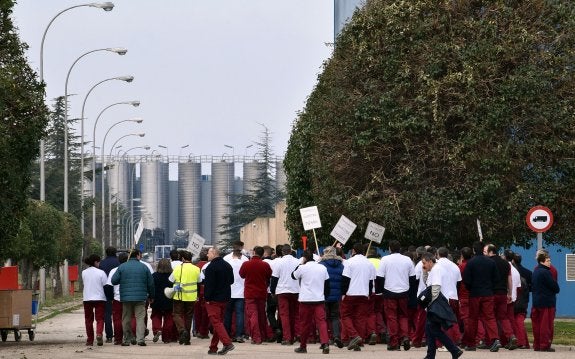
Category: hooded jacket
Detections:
[{"x1": 320, "y1": 258, "x2": 344, "y2": 302}]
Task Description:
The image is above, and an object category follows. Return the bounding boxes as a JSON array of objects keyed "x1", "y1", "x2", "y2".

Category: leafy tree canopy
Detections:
[
  {"x1": 285, "y1": 0, "x2": 575, "y2": 250},
  {"x1": 0, "y1": 1, "x2": 49, "y2": 258}
]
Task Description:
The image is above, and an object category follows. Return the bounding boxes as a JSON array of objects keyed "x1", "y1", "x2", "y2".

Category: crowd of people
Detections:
[{"x1": 81, "y1": 239, "x2": 560, "y2": 356}]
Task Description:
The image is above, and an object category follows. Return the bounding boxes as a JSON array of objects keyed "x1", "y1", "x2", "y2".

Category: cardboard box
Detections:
[{"x1": 0, "y1": 290, "x2": 32, "y2": 328}]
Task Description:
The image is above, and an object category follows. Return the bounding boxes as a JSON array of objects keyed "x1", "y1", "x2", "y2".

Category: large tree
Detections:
[
  {"x1": 285, "y1": 0, "x2": 575, "y2": 250},
  {"x1": 220, "y1": 126, "x2": 284, "y2": 247},
  {"x1": 0, "y1": 1, "x2": 49, "y2": 259}
]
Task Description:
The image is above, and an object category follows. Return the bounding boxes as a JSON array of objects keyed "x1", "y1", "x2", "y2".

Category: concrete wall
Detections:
[{"x1": 240, "y1": 201, "x2": 289, "y2": 250}]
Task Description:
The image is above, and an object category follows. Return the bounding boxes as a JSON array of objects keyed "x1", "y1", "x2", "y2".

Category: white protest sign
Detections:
[
  {"x1": 330, "y1": 215, "x2": 357, "y2": 245},
  {"x1": 133, "y1": 218, "x2": 144, "y2": 244},
  {"x1": 187, "y1": 233, "x2": 206, "y2": 258},
  {"x1": 300, "y1": 206, "x2": 322, "y2": 230},
  {"x1": 364, "y1": 221, "x2": 385, "y2": 244}
]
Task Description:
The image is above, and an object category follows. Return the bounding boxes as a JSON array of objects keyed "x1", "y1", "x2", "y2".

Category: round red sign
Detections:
[{"x1": 526, "y1": 206, "x2": 553, "y2": 233}]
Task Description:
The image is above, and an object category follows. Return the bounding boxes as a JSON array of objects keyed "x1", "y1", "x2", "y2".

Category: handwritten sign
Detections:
[
  {"x1": 300, "y1": 206, "x2": 322, "y2": 230},
  {"x1": 330, "y1": 215, "x2": 357, "y2": 245},
  {"x1": 187, "y1": 233, "x2": 206, "y2": 258},
  {"x1": 364, "y1": 221, "x2": 385, "y2": 244}
]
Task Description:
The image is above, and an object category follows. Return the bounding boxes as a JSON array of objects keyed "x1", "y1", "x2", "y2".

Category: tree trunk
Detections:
[{"x1": 53, "y1": 264, "x2": 63, "y2": 297}]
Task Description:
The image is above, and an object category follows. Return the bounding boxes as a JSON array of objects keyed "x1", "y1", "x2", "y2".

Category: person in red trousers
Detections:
[
  {"x1": 203, "y1": 247, "x2": 235, "y2": 355},
  {"x1": 531, "y1": 249, "x2": 560, "y2": 352},
  {"x1": 240, "y1": 246, "x2": 272, "y2": 344}
]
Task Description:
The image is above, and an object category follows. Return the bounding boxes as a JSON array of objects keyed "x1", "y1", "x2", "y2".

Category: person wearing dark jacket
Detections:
[
  {"x1": 485, "y1": 244, "x2": 517, "y2": 349},
  {"x1": 99, "y1": 247, "x2": 120, "y2": 343},
  {"x1": 202, "y1": 247, "x2": 235, "y2": 355},
  {"x1": 461, "y1": 241, "x2": 501, "y2": 352},
  {"x1": 512, "y1": 254, "x2": 532, "y2": 349},
  {"x1": 531, "y1": 250, "x2": 560, "y2": 352},
  {"x1": 419, "y1": 253, "x2": 463, "y2": 359},
  {"x1": 151, "y1": 258, "x2": 176, "y2": 343},
  {"x1": 319, "y1": 246, "x2": 344, "y2": 348},
  {"x1": 111, "y1": 249, "x2": 155, "y2": 346}
]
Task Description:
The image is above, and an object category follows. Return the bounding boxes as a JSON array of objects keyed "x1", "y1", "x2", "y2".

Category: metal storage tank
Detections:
[
  {"x1": 140, "y1": 159, "x2": 169, "y2": 232},
  {"x1": 211, "y1": 160, "x2": 235, "y2": 245},
  {"x1": 178, "y1": 161, "x2": 202, "y2": 236},
  {"x1": 107, "y1": 160, "x2": 134, "y2": 207},
  {"x1": 243, "y1": 160, "x2": 265, "y2": 195},
  {"x1": 275, "y1": 160, "x2": 287, "y2": 193}
]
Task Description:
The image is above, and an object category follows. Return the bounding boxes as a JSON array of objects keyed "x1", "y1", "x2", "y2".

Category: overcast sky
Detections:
[{"x1": 12, "y1": 1, "x2": 334, "y2": 177}]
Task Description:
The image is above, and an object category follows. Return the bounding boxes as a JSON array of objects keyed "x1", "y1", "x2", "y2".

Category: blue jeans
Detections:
[{"x1": 224, "y1": 298, "x2": 245, "y2": 338}]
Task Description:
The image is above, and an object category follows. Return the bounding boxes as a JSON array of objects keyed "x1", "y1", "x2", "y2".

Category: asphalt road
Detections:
[{"x1": 0, "y1": 307, "x2": 573, "y2": 359}]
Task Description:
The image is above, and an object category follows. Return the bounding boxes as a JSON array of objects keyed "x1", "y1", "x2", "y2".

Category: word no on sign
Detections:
[
  {"x1": 188, "y1": 233, "x2": 206, "y2": 257},
  {"x1": 364, "y1": 221, "x2": 385, "y2": 244}
]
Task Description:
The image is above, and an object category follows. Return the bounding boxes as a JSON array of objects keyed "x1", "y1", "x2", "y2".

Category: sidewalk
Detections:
[{"x1": 37, "y1": 295, "x2": 83, "y2": 322}]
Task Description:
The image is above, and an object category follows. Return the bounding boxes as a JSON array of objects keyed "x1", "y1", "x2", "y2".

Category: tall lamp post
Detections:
[
  {"x1": 101, "y1": 123, "x2": 144, "y2": 249},
  {"x1": 39, "y1": 1, "x2": 115, "y2": 202},
  {"x1": 111, "y1": 145, "x2": 150, "y2": 244},
  {"x1": 79, "y1": 75, "x2": 133, "y2": 234},
  {"x1": 244, "y1": 144, "x2": 254, "y2": 158},
  {"x1": 91, "y1": 100, "x2": 140, "y2": 239},
  {"x1": 63, "y1": 47, "x2": 128, "y2": 212},
  {"x1": 224, "y1": 144, "x2": 235, "y2": 159}
]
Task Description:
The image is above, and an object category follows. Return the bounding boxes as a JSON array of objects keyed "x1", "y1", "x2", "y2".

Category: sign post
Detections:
[{"x1": 526, "y1": 206, "x2": 554, "y2": 250}]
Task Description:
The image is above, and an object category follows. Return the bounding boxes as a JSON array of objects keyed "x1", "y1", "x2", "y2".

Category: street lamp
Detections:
[
  {"x1": 39, "y1": 2, "x2": 115, "y2": 203},
  {"x1": 158, "y1": 144, "x2": 168, "y2": 160},
  {"x1": 79, "y1": 75, "x2": 133, "y2": 234},
  {"x1": 244, "y1": 144, "x2": 254, "y2": 158},
  {"x1": 101, "y1": 123, "x2": 144, "y2": 249},
  {"x1": 178, "y1": 144, "x2": 189, "y2": 158},
  {"x1": 91, "y1": 100, "x2": 140, "y2": 239},
  {"x1": 63, "y1": 47, "x2": 128, "y2": 213},
  {"x1": 224, "y1": 144, "x2": 235, "y2": 159},
  {"x1": 107, "y1": 142, "x2": 148, "y2": 244}
]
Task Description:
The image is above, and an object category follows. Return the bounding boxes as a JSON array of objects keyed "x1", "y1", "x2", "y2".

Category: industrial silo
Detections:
[
  {"x1": 107, "y1": 160, "x2": 134, "y2": 207},
  {"x1": 211, "y1": 160, "x2": 235, "y2": 245},
  {"x1": 140, "y1": 159, "x2": 169, "y2": 232},
  {"x1": 178, "y1": 161, "x2": 202, "y2": 236},
  {"x1": 243, "y1": 160, "x2": 265, "y2": 194}
]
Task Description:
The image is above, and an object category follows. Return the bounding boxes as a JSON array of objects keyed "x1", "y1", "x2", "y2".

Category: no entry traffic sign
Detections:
[{"x1": 526, "y1": 206, "x2": 553, "y2": 233}]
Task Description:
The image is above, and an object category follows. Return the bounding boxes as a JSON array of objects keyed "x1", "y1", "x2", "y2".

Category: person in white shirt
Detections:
[
  {"x1": 291, "y1": 250, "x2": 331, "y2": 354},
  {"x1": 82, "y1": 254, "x2": 108, "y2": 346},
  {"x1": 504, "y1": 249, "x2": 522, "y2": 350},
  {"x1": 377, "y1": 240, "x2": 415, "y2": 351},
  {"x1": 412, "y1": 246, "x2": 429, "y2": 347},
  {"x1": 420, "y1": 252, "x2": 463, "y2": 359},
  {"x1": 270, "y1": 244, "x2": 300, "y2": 345},
  {"x1": 224, "y1": 245, "x2": 248, "y2": 342},
  {"x1": 105, "y1": 252, "x2": 128, "y2": 345},
  {"x1": 341, "y1": 242, "x2": 376, "y2": 351},
  {"x1": 436, "y1": 247, "x2": 463, "y2": 344}
]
